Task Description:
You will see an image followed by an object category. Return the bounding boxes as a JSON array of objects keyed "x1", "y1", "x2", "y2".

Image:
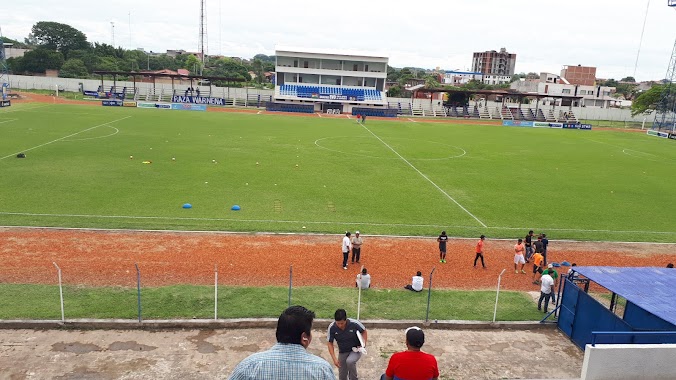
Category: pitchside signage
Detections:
[
  {"x1": 170, "y1": 103, "x2": 207, "y2": 111},
  {"x1": 647, "y1": 130, "x2": 669, "y2": 138},
  {"x1": 102, "y1": 99, "x2": 123, "y2": 106},
  {"x1": 503, "y1": 120, "x2": 533, "y2": 127},
  {"x1": 171, "y1": 95, "x2": 225, "y2": 106},
  {"x1": 0, "y1": 100, "x2": 11, "y2": 107}
]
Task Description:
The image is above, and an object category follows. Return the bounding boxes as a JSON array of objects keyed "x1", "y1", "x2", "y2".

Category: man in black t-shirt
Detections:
[
  {"x1": 327, "y1": 309, "x2": 368, "y2": 380},
  {"x1": 524, "y1": 230, "x2": 534, "y2": 262},
  {"x1": 437, "y1": 231, "x2": 448, "y2": 263}
]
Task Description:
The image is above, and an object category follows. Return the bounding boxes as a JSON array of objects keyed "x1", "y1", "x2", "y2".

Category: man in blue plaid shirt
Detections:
[{"x1": 228, "y1": 305, "x2": 335, "y2": 380}]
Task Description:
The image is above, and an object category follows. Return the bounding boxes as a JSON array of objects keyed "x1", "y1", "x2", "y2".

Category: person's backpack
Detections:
[{"x1": 16, "y1": 153, "x2": 26, "y2": 158}]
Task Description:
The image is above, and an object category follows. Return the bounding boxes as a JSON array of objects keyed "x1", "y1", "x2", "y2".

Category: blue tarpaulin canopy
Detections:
[{"x1": 574, "y1": 266, "x2": 676, "y2": 327}]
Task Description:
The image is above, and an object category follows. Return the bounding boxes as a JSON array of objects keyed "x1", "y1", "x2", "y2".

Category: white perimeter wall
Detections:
[
  {"x1": 582, "y1": 344, "x2": 676, "y2": 380},
  {"x1": 7, "y1": 75, "x2": 274, "y2": 98}
]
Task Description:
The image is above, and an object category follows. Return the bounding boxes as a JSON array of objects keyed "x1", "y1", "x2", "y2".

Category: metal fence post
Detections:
[
  {"x1": 493, "y1": 269, "x2": 506, "y2": 322},
  {"x1": 425, "y1": 267, "x2": 436, "y2": 323},
  {"x1": 356, "y1": 265, "x2": 364, "y2": 320},
  {"x1": 288, "y1": 265, "x2": 293, "y2": 308},
  {"x1": 52, "y1": 262, "x2": 65, "y2": 322},
  {"x1": 135, "y1": 263, "x2": 142, "y2": 323},
  {"x1": 214, "y1": 264, "x2": 218, "y2": 320}
]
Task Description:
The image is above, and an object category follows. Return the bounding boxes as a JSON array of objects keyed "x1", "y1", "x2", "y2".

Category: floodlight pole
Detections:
[
  {"x1": 53, "y1": 262, "x2": 65, "y2": 322},
  {"x1": 493, "y1": 269, "x2": 507, "y2": 322}
]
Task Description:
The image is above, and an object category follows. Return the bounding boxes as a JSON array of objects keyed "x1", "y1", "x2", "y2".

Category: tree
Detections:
[
  {"x1": 31, "y1": 21, "x2": 90, "y2": 59},
  {"x1": 526, "y1": 72, "x2": 539, "y2": 80},
  {"x1": 59, "y1": 58, "x2": 88, "y2": 78},
  {"x1": 205, "y1": 57, "x2": 251, "y2": 81},
  {"x1": 251, "y1": 59, "x2": 264, "y2": 83},
  {"x1": 21, "y1": 48, "x2": 64, "y2": 73},
  {"x1": 631, "y1": 85, "x2": 664, "y2": 116},
  {"x1": 1, "y1": 36, "x2": 29, "y2": 48},
  {"x1": 184, "y1": 54, "x2": 202, "y2": 74},
  {"x1": 620, "y1": 76, "x2": 636, "y2": 83},
  {"x1": 600, "y1": 78, "x2": 618, "y2": 87}
]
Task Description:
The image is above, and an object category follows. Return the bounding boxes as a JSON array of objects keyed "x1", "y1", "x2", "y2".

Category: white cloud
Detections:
[{"x1": 1, "y1": 0, "x2": 674, "y2": 81}]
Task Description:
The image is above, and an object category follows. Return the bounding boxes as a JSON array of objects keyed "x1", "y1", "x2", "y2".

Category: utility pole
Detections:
[{"x1": 652, "y1": 1, "x2": 676, "y2": 132}]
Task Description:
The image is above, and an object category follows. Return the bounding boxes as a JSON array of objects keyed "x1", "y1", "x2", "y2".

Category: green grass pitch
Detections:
[{"x1": 1, "y1": 103, "x2": 675, "y2": 242}]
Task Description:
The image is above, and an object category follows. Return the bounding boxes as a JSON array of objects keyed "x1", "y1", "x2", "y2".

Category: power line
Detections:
[{"x1": 633, "y1": 0, "x2": 650, "y2": 79}]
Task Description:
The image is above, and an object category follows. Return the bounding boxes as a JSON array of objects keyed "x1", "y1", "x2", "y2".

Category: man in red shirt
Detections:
[
  {"x1": 382, "y1": 326, "x2": 439, "y2": 380},
  {"x1": 473, "y1": 234, "x2": 486, "y2": 269}
]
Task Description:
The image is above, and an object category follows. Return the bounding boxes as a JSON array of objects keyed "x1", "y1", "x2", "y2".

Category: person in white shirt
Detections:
[
  {"x1": 405, "y1": 271, "x2": 424, "y2": 292},
  {"x1": 538, "y1": 272, "x2": 555, "y2": 313},
  {"x1": 342, "y1": 232, "x2": 351, "y2": 270},
  {"x1": 355, "y1": 268, "x2": 371, "y2": 289}
]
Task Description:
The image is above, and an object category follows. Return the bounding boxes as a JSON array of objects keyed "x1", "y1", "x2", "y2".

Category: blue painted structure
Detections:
[{"x1": 558, "y1": 266, "x2": 676, "y2": 350}]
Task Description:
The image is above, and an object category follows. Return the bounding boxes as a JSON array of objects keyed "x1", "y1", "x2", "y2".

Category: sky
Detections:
[{"x1": 1, "y1": 0, "x2": 675, "y2": 81}]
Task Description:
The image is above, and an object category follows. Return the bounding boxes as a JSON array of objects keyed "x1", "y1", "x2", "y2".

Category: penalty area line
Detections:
[{"x1": 0, "y1": 116, "x2": 131, "y2": 160}]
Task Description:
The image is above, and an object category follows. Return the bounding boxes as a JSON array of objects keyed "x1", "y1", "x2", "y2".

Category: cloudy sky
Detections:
[{"x1": 1, "y1": 0, "x2": 675, "y2": 81}]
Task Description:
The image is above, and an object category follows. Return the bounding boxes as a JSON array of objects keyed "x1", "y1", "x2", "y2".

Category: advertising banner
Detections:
[
  {"x1": 503, "y1": 120, "x2": 533, "y2": 127},
  {"x1": 155, "y1": 103, "x2": 171, "y2": 109},
  {"x1": 548, "y1": 122, "x2": 563, "y2": 129},
  {"x1": 83, "y1": 91, "x2": 99, "y2": 97},
  {"x1": 137, "y1": 102, "x2": 156, "y2": 109},
  {"x1": 579, "y1": 124, "x2": 592, "y2": 130},
  {"x1": 102, "y1": 100, "x2": 123, "y2": 106},
  {"x1": 171, "y1": 95, "x2": 225, "y2": 106},
  {"x1": 0, "y1": 100, "x2": 11, "y2": 107},
  {"x1": 170, "y1": 103, "x2": 207, "y2": 111},
  {"x1": 533, "y1": 122, "x2": 551, "y2": 128},
  {"x1": 669, "y1": 133, "x2": 676, "y2": 140},
  {"x1": 646, "y1": 130, "x2": 669, "y2": 138},
  {"x1": 123, "y1": 101, "x2": 137, "y2": 107}
]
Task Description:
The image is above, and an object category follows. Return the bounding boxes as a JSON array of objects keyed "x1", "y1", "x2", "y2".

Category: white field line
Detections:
[
  {"x1": 0, "y1": 116, "x2": 131, "y2": 160},
  {"x1": 357, "y1": 122, "x2": 487, "y2": 228},
  {"x1": 64, "y1": 127, "x2": 119, "y2": 141},
  {"x1": 0, "y1": 104, "x2": 50, "y2": 113},
  {"x1": 0, "y1": 119, "x2": 18, "y2": 124},
  {"x1": 1, "y1": 212, "x2": 676, "y2": 237}
]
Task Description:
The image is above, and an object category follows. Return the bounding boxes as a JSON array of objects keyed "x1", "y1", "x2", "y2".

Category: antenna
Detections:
[
  {"x1": 198, "y1": 0, "x2": 208, "y2": 74},
  {"x1": 128, "y1": 12, "x2": 132, "y2": 50},
  {"x1": 110, "y1": 21, "x2": 115, "y2": 47}
]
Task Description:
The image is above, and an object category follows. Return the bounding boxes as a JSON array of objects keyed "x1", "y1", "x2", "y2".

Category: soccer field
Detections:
[{"x1": 1, "y1": 103, "x2": 675, "y2": 242}]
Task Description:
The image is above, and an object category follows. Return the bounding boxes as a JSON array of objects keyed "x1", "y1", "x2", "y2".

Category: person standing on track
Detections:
[
  {"x1": 514, "y1": 238, "x2": 526, "y2": 274},
  {"x1": 351, "y1": 231, "x2": 363, "y2": 264},
  {"x1": 524, "y1": 230, "x2": 534, "y2": 263},
  {"x1": 342, "y1": 232, "x2": 351, "y2": 270},
  {"x1": 437, "y1": 231, "x2": 448, "y2": 263},
  {"x1": 473, "y1": 234, "x2": 486, "y2": 269}
]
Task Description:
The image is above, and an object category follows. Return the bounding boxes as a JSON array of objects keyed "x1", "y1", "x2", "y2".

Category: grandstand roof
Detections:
[
  {"x1": 275, "y1": 45, "x2": 388, "y2": 60},
  {"x1": 574, "y1": 266, "x2": 676, "y2": 327}
]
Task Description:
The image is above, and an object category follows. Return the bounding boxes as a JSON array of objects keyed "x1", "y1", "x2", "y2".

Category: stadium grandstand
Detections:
[{"x1": 271, "y1": 46, "x2": 397, "y2": 117}]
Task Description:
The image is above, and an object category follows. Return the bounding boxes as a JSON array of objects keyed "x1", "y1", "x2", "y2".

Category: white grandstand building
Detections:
[{"x1": 272, "y1": 46, "x2": 392, "y2": 115}]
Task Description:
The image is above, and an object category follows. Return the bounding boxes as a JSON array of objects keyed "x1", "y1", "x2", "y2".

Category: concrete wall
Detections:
[
  {"x1": 7, "y1": 75, "x2": 274, "y2": 98},
  {"x1": 581, "y1": 344, "x2": 676, "y2": 380}
]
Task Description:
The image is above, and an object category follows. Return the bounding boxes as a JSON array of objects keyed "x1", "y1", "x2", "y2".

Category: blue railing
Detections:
[{"x1": 591, "y1": 331, "x2": 676, "y2": 347}]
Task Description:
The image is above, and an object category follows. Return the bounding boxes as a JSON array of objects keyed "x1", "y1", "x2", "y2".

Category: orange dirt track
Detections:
[{"x1": 1, "y1": 228, "x2": 675, "y2": 290}]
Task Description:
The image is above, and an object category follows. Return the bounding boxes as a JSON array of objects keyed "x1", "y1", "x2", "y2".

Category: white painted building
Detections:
[
  {"x1": 274, "y1": 46, "x2": 389, "y2": 113},
  {"x1": 443, "y1": 70, "x2": 482, "y2": 85},
  {"x1": 511, "y1": 78, "x2": 617, "y2": 108}
]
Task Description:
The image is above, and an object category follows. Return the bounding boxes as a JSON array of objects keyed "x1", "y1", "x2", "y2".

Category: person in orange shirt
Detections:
[
  {"x1": 532, "y1": 251, "x2": 544, "y2": 284},
  {"x1": 473, "y1": 235, "x2": 486, "y2": 269},
  {"x1": 514, "y1": 238, "x2": 526, "y2": 274}
]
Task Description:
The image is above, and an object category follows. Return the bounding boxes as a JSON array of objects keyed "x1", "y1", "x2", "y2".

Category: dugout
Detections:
[{"x1": 558, "y1": 266, "x2": 676, "y2": 350}]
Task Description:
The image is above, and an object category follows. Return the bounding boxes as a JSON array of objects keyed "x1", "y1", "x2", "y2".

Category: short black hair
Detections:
[
  {"x1": 416, "y1": 271, "x2": 422, "y2": 276},
  {"x1": 667, "y1": 263, "x2": 674, "y2": 268},
  {"x1": 528, "y1": 230, "x2": 534, "y2": 234},
  {"x1": 334, "y1": 308, "x2": 347, "y2": 321},
  {"x1": 518, "y1": 238, "x2": 523, "y2": 243},
  {"x1": 276, "y1": 305, "x2": 315, "y2": 345}
]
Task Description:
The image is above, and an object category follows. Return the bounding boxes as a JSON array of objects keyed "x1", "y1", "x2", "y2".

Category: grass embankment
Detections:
[{"x1": 0, "y1": 284, "x2": 544, "y2": 321}]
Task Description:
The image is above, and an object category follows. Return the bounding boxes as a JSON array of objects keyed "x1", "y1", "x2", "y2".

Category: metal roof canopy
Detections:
[
  {"x1": 574, "y1": 266, "x2": 676, "y2": 327},
  {"x1": 92, "y1": 71, "x2": 245, "y2": 83}
]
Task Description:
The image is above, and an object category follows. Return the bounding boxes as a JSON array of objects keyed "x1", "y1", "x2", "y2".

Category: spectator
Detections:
[
  {"x1": 541, "y1": 233, "x2": 549, "y2": 265},
  {"x1": 437, "y1": 231, "x2": 448, "y2": 264},
  {"x1": 539, "y1": 270, "x2": 555, "y2": 313},
  {"x1": 473, "y1": 234, "x2": 487, "y2": 269},
  {"x1": 228, "y1": 305, "x2": 335, "y2": 380},
  {"x1": 567, "y1": 263, "x2": 578, "y2": 280},
  {"x1": 342, "y1": 232, "x2": 351, "y2": 270},
  {"x1": 327, "y1": 309, "x2": 367, "y2": 380},
  {"x1": 351, "y1": 231, "x2": 363, "y2": 264},
  {"x1": 196, "y1": 88, "x2": 200, "y2": 97},
  {"x1": 404, "y1": 271, "x2": 424, "y2": 292},
  {"x1": 667, "y1": 263, "x2": 674, "y2": 268},
  {"x1": 382, "y1": 326, "x2": 439, "y2": 380},
  {"x1": 356, "y1": 268, "x2": 371, "y2": 289},
  {"x1": 514, "y1": 238, "x2": 526, "y2": 274},
  {"x1": 531, "y1": 251, "x2": 544, "y2": 285},
  {"x1": 524, "y1": 230, "x2": 534, "y2": 262}
]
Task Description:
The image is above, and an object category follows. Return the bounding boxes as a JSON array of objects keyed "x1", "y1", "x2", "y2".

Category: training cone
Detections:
[
  {"x1": 231, "y1": 205, "x2": 241, "y2": 211},
  {"x1": 182, "y1": 203, "x2": 192, "y2": 209}
]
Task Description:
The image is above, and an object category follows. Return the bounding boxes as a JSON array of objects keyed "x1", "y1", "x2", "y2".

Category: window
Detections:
[
  {"x1": 293, "y1": 60, "x2": 298, "y2": 68},
  {"x1": 562, "y1": 89, "x2": 571, "y2": 94},
  {"x1": 304, "y1": 61, "x2": 309, "y2": 68},
  {"x1": 365, "y1": 64, "x2": 369, "y2": 72},
  {"x1": 353, "y1": 64, "x2": 358, "y2": 71}
]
